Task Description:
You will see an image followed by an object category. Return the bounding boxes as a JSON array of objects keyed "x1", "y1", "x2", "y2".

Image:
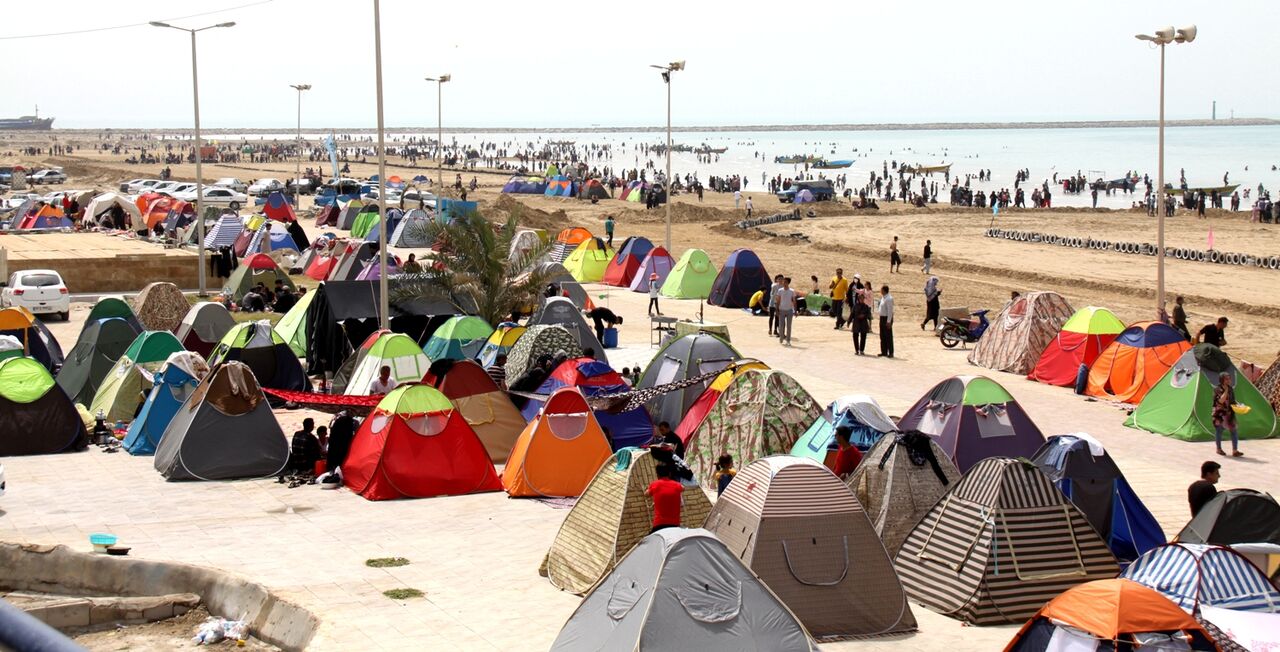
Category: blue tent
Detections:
[
  {"x1": 1031, "y1": 434, "x2": 1165, "y2": 563},
  {"x1": 708, "y1": 248, "x2": 771, "y2": 309},
  {"x1": 520, "y1": 357, "x2": 653, "y2": 449},
  {"x1": 792, "y1": 394, "x2": 897, "y2": 464},
  {"x1": 363, "y1": 208, "x2": 404, "y2": 242},
  {"x1": 123, "y1": 353, "x2": 205, "y2": 455},
  {"x1": 501, "y1": 176, "x2": 548, "y2": 194}
]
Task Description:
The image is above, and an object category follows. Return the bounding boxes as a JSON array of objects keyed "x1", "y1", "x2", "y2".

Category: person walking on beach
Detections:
[
  {"x1": 877, "y1": 285, "x2": 895, "y2": 358},
  {"x1": 1196, "y1": 317, "x2": 1228, "y2": 348},
  {"x1": 604, "y1": 215, "x2": 615, "y2": 249},
  {"x1": 921, "y1": 276, "x2": 941, "y2": 331},
  {"x1": 1172, "y1": 296, "x2": 1191, "y2": 341},
  {"x1": 734, "y1": 189, "x2": 741, "y2": 209},
  {"x1": 745, "y1": 196, "x2": 753, "y2": 218},
  {"x1": 921, "y1": 240, "x2": 933, "y2": 274},
  {"x1": 775, "y1": 277, "x2": 797, "y2": 346},
  {"x1": 766, "y1": 274, "x2": 783, "y2": 335},
  {"x1": 851, "y1": 288, "x2": 871, "y2": 355},
  {"x1": 829, "y1": 268, "x2": 849, "y2": 329},
  {"x1": 1212, "y1": 373, "x2": 1243, "y2": 457},
  {"x1": 647, "y1": 273, "x2": 661, "y2": 316},
  {"x1": 889, "y1": 236, "x2": 901, "y2": 273}
]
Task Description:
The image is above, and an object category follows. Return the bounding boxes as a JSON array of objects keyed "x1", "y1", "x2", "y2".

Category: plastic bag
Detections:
[{"x1": 193, "y1": 618, "x2": 225, "y2": 645}]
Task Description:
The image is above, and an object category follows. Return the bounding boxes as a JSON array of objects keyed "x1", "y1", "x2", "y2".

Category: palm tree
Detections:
[{"x1": 392, "y1": 209, "x2": 556, "y2": 326}]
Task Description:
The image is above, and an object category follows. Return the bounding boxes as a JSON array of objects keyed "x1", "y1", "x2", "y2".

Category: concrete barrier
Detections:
[{"x1": 984, "y1": 229, "x2": 1278, "y2": 271}]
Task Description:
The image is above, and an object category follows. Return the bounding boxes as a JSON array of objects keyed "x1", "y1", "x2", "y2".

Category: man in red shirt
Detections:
[
  {"x1": 831, "y1": 426, "x2": 863, "y2": 479},
  {"x1": 646, "y1": 464, "x2": 684, "y2": 534}
]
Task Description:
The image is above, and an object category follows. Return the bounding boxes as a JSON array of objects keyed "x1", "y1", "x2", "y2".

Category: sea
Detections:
[{"x1": 203, "y1": 125, "x2": 1280, "y2": 209}]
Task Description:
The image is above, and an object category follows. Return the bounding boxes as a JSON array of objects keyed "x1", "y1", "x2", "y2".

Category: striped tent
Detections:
[
  {"x1": 847, "y1": 431, "x2": 961, "y2": 556},
  {"x1": 1120, "y1": 543, "x2": 1280, "y2": 613},
  {"x1": 706, "y1": 456, "x2": 917, "y2": 639},
  {"x1": 1257, "y1": 352, "x2": 1280, "y2": 412},
  {"x1": 968, "y1": 291, "x2": 1075, "y2": 375},
  {"x1": 895, "y1": 457, "x2": 1119, "y2": 625},
  {"x1": 539, "y1": 447, "x2": 712, "y2": 595},
  {"x1": 203, "y1": 213, "x2": 243, "y2": 249}
]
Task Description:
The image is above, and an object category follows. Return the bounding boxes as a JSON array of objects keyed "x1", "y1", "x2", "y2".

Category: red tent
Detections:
[
  {"x1": 262, "y1": 191, "x2": 297, "y2": 222},
  {"x1": 1028, "y1": 307, "x2": 1127, "y2": 387},
  {"x1": 422, "y1": 359, "x2": 526, "y2": 463},
  {"x1": 243, "y1": 253, "x2": 279, "y2": 270},
  {"x1": 315, "y1": 204, "x2": 339, "y2": 227},
  {"x1": 601, "y1": 236, "x2": 654, "y2": 287},
  {"x1": 342, "y1": 383, "x2": 502, "y2": 501}
]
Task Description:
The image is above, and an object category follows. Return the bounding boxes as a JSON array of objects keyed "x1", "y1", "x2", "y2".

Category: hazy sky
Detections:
[{"x1": 3, "y1": 0, "x2": 1277, "y2": 129}]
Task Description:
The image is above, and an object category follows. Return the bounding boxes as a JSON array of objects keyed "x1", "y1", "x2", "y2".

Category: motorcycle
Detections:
[{"x1": 939, "y1": 309, "x2": 990, "y2": 349}]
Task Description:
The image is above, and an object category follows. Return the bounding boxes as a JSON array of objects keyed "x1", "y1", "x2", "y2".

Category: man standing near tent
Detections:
[
  {"x1": 775, "y1": 277, "x2": 798, "y2": 346},
  {"x1": 603, "y1": 215, "x2": 615, "y2": 249},
  {"x1": 829, "y1": 268, "x2": 849, "y2": 330},
  {"x1": 1196, "y1": 316, "x2": 1229, "y2": 348},
  {"x1": 1188, "y1": 461, "x2": 1221, "y2": 515},
  {"x1": 645, "y1": 464, "x2": 684, "y2": 534},
  {"x1": 878, "y1": 285, "x2": 895, "y2": 358},
  {"x1": 766, "y1": 274, "x2": 783, "y2": 336}
]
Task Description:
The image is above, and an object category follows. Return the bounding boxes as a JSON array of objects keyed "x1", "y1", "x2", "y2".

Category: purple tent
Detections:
[
  {"x1": 794, "y1": 189, "x2": 815, "y2": 203},
  {"x1": 355, "y1": 257, "x2": 400, "y2": 280},
  {"x1": 896, "y1": 374, "x2": 1046, "y2": 472},
  {"x1": 628, "y1": 246, "x2": 676, "y2": 293}
]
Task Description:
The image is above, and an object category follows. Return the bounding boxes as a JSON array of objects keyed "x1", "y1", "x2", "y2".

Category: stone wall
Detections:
[{"x1": 6, "y1": 254, "x2": 200, "y2": 293}]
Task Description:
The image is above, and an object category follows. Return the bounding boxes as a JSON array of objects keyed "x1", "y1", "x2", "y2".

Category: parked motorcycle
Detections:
[{"x1": 939, "y1": 309, "x2": 990, "y2": 349}]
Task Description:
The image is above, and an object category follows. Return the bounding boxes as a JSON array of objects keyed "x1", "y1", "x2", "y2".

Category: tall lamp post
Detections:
[
  {"x1": 650, "y1": 60, "x2": 684, "y2": 251},
  {"x1": 1135, "y1": 25, "x2": 1196, "y2": 319},
  {"x1": 425, "y1": 75, "x2": 450, "y2": 190},
  {"x1": 290, "y1": 84, "x2": 311, "y2": 198},
  {"x1": 372, "y1": 0, "x2": 389, "y2": 329},
  {"x1": 150, "y1": 20, "x2": 235, "y2": 297}
]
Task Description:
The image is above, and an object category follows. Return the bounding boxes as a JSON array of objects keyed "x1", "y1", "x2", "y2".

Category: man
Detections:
[
  {"x1": 831, "y1": 426, "x2": 864, "y2": 479},
  {"x1": 733, "y1": 189, "x2": 741, "y2": 209},
  {"x1": 486, "y1": 354, "x2": 508, "y2": 390},
  {"x1": 603, "y1": 215, "x2": 615, "y2": 249},
  {"x1": 1196, "y1": 317, "x2": 1229, "y2": 348},
  {"x1": 645, "y1": 464, "x2": 684, "y2": 534},
  {"x1": 889, "y1": 236, "x2": 901, "y2": 273},
  {"x1": 272, "y1": 280, "x2": 296, "y2": 314},
  {"x1": 745, "y1": 196, "x2": 753, "y2": 218},
  {"x1": 878, "y1": 284, "x2": 895, "y2": 358},
  {"x1": 1171, "y1": 296, "x2": 1191, "y2": 341},
  {"x1": 766, "y1": 274, "x2": 783, "y2": 335},
  {"x1": 587, "y1": 306, "x2": 622, "y2": 345},
  {"x1": 654, "y1": 421, "x2": 685, "y2": 458},
  {"x1": 1188, "y1": 461, "x2": 1221, "y2": 516},
  {"x1": 288, "y1": 418, "x2": 321, "y2": 475},
  {"x1": 775, "y1": 276, "x2": 797, "y2": 346},
  {"x1": 829, "y1": 268, "x2": 849, "y2": 330},
  {"x1": 402, "y1": 252, "x2": 422, "y2": 274},
  {"x1": 369, "y1": 365, "x2": 398, "y2": 394},
  {"x1": 921, "y1": 239, "x2": 933, "y2": 274}
]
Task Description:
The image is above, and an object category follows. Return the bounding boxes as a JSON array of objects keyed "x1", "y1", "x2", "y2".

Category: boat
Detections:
[
  {"x1": 812, "y1": 159, "x2": 854, "y2": 169},
  {"x1": 901, "y1": 163, "x2": 952, "y2": 175},
  {"x1": 1165, "y1": 183, "x2": 1239, "y2": 196},
  {"x1": 774, "y1": 154, "x2": 824, "y2": 164},
  {"x1": 694, "y1": 145, "x2": 727, "y2": 154},
  {"x1": 0, "y1": 107, "x2": 54, "y2": 131}
]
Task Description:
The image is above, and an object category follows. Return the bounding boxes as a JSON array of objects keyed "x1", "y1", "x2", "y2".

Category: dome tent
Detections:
[
  {"x1": 332, "y1": 330, "x2": 430, "y2": 396},
  {"x1": 1176, "y1": 488, "x2": 1280, "y2": 547},
  {"x1": 423, "y1": 315, "x2": 494, "y2": 362},
  {"x1": 601, "y1": 236, "x2": 653, "y2": 287},
  {"x1": 0, "y1": 356, "x2": 87, "y2": 456},
  {"x1": 0, "y1": 306, "x2": 63, "y2": 372},
  {"x1": 708, "y1": 248, "x2": 771, "y2": 309},
  {"x1": 1027, "y1": 305, "x2": 1126, "y2": 387},
  {"x1": 422, "y1": 359, "x2": 525, "y2": 463},
  {"x1": 896, "y1": 374, "x2": 1046, "y2": 473},
  {"x1": 123, "y1": 352, "x2": 208, "y2": 456},
  {"x1": 628, "y1": 246, "x2": 675, "y2": 293},
  {"x1": 56, "y1": 317, "x2": 142, "y2": 406},
  {"x1": 792, "y1": 394, "x2": 897, "y2": 466},
  {"x1": 222, "y1": 253, "x2": 295, "y2": 302},
  {"x1": 659, "y1": 248, "x2": 717, "y2": 299},
  {"x1": 84, "y1": 296, "x2": 143, "y2": 332},
  {"x1": 520, "y1": 357, "x2": 655, "y2": 449},
  {"x1": 89, "y1": 330, "x2": 185, "y2": 423},
  {"x1": 504, "y1": 324, "x2": 580, "y2": 380},
  {"x1": 132, "y1": 282, "x2": 189, "y2": 333},
  {"x1": 550, "y1": 227, "x2": 592, "y2": 263},
  {"x1": 501, "y1": 387, "x2": 613, "y2": 498},
  {"x1": 1120, "y1": 542, "x2": 1280, "y2": 613},
  {"x1": 637, "y1": 333, "x2": 740, "y2": 429},
  {"x1": 175, "y1": 301, "x2": 236, "y2": 358},
  {"x1": 1086, "y1": 321, "x2": 1191, "y2": 404},
  {"x1": 846, "y1": 431, "x2": 961, "y2": 556},
  {"x1": 968, "y1": 290, "x2": 1074, "y2": 375},
  {"x1": 562, "y1": 237, "x2": 613, "y2": 283},
  {"x1": 208, "y1": 321, "x2": 307, "y2": 392},
  {"x1": 475, "y1": 323, "x2": 524, "y2": 368},
  {"x1": 528, "y1": 297, "x2": 607, "y2": 364},
  {"x1": 1125, "y1": 343, "x2": 1277, "y2": 441}
]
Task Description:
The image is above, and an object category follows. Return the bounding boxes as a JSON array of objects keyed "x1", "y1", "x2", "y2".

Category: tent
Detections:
[
  {"x1": 274, "y1": 290, "x2": 315, "y2": 357},
  {"x1": 208, "y1": 321, "x2": 307, "y2": 391},
  {"x1": 1176, "y1": 489, "x2": 1280, "y2": 547},
  {"x1": 350, "y1": 204, "x2": 380, "y2": 239},
  {"x1": 896, "y1": 374, "x2": 1046, "y2": 472},
  {"x1": 544, "y1": 175, "x2": 573, "y2": 197},
  {"x1": 683, "y1": 368, "x2": 821, "y2": 487},
  {"x1": 161, "y1": 200, "x2": 195, "y2": 233},
  {"x1": 579, "y1": 178, "x2": 609, "y2": 200},
  {"x1": 501, "y1": 175, "x2": 547, "y2": 194},
  {"x1": 521, "y1": 357, "x2": 655, "y2": 449},
  {"x1": 1031, "y1": 434, "x2": 1165, "y2": 563},
  {"x1": 334, "y1": 331, "x2": 430, "y2": 396},
  {"x1": 1125, "y1": 344, "x2": 1278, "y2": 441},
  {"x1": 533, "y1": 262, "x2": 591, "y2": 310},
  {"x1": 1121, "y1": 542, "x2": 1280, "y2": 613},
  {"x1": 1086, "y1": 321, "x2": 1191, "y2": 404},
  {"x1": 540, "y1": 447, "x2": 713, "y2": 595},
  {"x1": 1027, "y1": 306, "x2": 1126, "y2": 386},
  {"x1": 509, "y1": 228, "x2": 544, "y2": 265},
  {"x1": 422, "y1": 359, "x2": 525, "y2": 463},
  {"x1": 389, "y1": 208, "x2": 432, "y2": 248},
  {"x1": 153, "y1": 361, "x2": 290, "y2": 481},
  {"x1": 528, "y1": 297, "x2": 607, "y2": 363},
  {"x1": 222, "y1": 253, "x2": 295, "y2": 302},
  {"x1": 17, "y1": 204, "x2": 72, "y2": 229},
  {"x1": 327, "y1": 241, "x2": 377, "y2": 281},
  {"x1": 968, "y1": 291, "x2": 1075, "y2": 375},
  {"x1": 476, "y1": 323, "x2": 525, "y2": 368},
  {"x1": 423, "y1": 315, "x2": 494, "y2": 362},
  {"x1": 601, "y1": 236, "x2": 652, "y2": 288},
  {"x1": 342, "y1": 384, "x2": 502, "y2": 500},
  {"x1": 335, "y1": 200, "x2": 365, "y2": 230},
  {"x1": 140, "y1": 195, "x2": 175, "y2": 229},
  {"x1": 0, "y1": 335, "x2": 20, "y2": 362},
  {"x1": 314, "y1": 204, "x2": 339, "y2": 227},
  {"x1": 84, "y1": 297, "x2": 143, "y2": 332},
  {"x1": 706, "y1": 456, "x2": 917, "y2": 638},
  {"x1": 241, "y1": 221, "x2": 301, "y2": 256},
  {"x1": 660, "y1": 248, "x2": 717, "y2": 299},
  {"x1": 549, "y1": 528, "x2": 817, "y2": 652},
  {"x1": 1004, "y1": 579, "x2": 1218, "y2": 652},
  {"x1": 500, "y1": 387, "x2": 613, "y2": 497},
  {"x1": 203, "y1": 212, "x2": 243, "y2": 249},
  {"x1": 353, "y1": 255, "x2": 400, "y2": 280},
  {"x1": 85, "y1": 192, "x2": 142, "y2": 224},
  {"x1": 175, "y1": 302, "x2": 235, "y2": 358},
  {"x1": 847, "y1": 431, "x2": 961, "y2": 556},
  {"x1": 504, "y1": 324, "x2": 580, "y2": 380},
  {"x1": 675, "y1": 360, "x2": 770, "y2": 440},
  {"x1": 895, "y1": 457, "x2": 1120, "y2": 625},
  {"x1": 56, "y1": 317, "x2": 141, "y2": 406},
  {"x1": 133, "y1": 282, "x2": 188, "y2": 333},
  {"x1": 0, "y1": 356, "x2": 86, "y2": 456},
  {"x1": 708, "y1": 248, "x2": 771, "y2": 309},
  {"x1": 302, "y1": 238, "x2": 340, "y2": 280},
  {"x1": 0, "y1": 307, "x2": 63, "y2": 372},
  {"x1": 550, "y1": 227, "x2": 592, "y2": 263},
  {"x1": 562, "y1": 237, "x2": 614, "y2": 283},
  {"x1": 792, "y1": 394, "x2": 896, "y2": 466},
  {"x1": 628, "y1": 246, "x2": 675, "y2": 293},
  {"x1": 1257, "y1": 352, "x2": 1280, "y2": 412},
  {"x1": 89, "y1": 330, "x2": 185, "y2": 422},
  {"x1": 122, "y1": 352, "x2": 208, "y2": 455},
  {"x1": 261, "y1": 190, "x2": 296, "y2": 222},
  {"x1": 637, "y1": 333, "x2": 740, "y2": 429}
]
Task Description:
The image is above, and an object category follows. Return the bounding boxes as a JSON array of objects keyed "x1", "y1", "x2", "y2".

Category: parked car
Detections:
[
  {"x1": 315, "y1": 179, "x2": 367, "y2": 207},
  {"x1": 776, "y1": 179, "x2": 836, "y2": 203},
  {"x1": 247, "y1": 178, "x2": 284, "y2": 197},
  {"x1": 213, "y1": 178, "x2": 247, "y2": 193},
  {"x1": 1, "y1": 269, "x2": 70, "y2": 320},
  {"x1": 176, "y1": 186, "x2": 247, "y2": 210},
  {"x1": 127, "y1": 179, "x2": 164, "y2": 193},
  {"x1": 29, "y1": 169, "x2": 67, "y2": 185},
  {"x1": 402, "y1": 190, "x2": 436, "y2": 209},
  {"x1": 287, "y1": 178, "x2": 317, "y2": 196},
  {"x1": 151, "y1": 181, "x2": 183, "y2": 195},
  {"x1": 167, "y1": 183, "x2": 197, "y2": 197}
]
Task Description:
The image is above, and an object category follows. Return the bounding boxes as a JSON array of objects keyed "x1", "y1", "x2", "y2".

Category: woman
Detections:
[
  {"x1": 1212, "y1": 372, "x2": 1243, "y2": 457},
  {"x1": 921, "y1": 276, "x2": 941, "y2": 330},
  {"x1": 851, "y1": 288, "x2": 872, "y2": 356}
]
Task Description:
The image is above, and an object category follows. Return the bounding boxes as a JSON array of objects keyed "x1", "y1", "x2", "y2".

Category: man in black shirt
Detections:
[
  {"x1": 652, "y1": 421, "x2": 685, "y2": 458},
  {"x1": 586, "y1": 306, "x2": 622, "y2": 345},
  {"x1": 1171, "y1": 296, "x2": 1191, "y2": 341},
  {"x1": 1196, "y1": 317, "x2": 1229, "y2": 348},
  {"x1": 1188, "y1": 460, "x2": 1221, "y2": 516},
  {"x1": 289, "y1": 418, "x2": 321, "y2": 475}
]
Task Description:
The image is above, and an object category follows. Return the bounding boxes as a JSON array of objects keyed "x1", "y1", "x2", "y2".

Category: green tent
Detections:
[
  {"x1": 84, "y1": 297, "x2": 142, "y2": 331},
  {"x1": 275, "y1": 288, "x2": 316, "y2": 357},
  {"x1": 1126, "y1": 344, "x2": 1278, "y2": 441},
  {"x1": 660, "y1": 249, "x2": 717, "y2": 299},
  {"x1": 89, "y1": 331, "x2": 185, "y2": 422},
  {"x1": 423, "y1": 316, "x2": 495, "y2": 361},
  {"x1": 333, "y1": 331, "x2": 430, "y2": 395},
  {"x1": 350, "y1": 205, "x2": 380, "y2": 239},
  {"x1": 222, "y1": 253, "x2": 295, "y2": 302}
]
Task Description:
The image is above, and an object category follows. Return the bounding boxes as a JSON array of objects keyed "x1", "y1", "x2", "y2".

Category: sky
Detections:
[{"x1": 2, "y1": 0, "x2": 1278, "y2": 129}]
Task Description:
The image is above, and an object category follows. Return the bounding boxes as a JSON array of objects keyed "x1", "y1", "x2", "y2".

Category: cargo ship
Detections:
[{"x1": 0, "y1": 107, "x2": 54, "y2": 130}]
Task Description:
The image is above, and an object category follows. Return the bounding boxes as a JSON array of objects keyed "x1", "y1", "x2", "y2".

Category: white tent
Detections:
[{"x1": 85, "y1": 192, "x2": 142, "y2": 222}]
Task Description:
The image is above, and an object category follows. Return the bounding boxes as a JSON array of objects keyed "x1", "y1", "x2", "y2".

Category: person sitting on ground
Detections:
[
  {"x1": 831, "y1": 425, "x2": 864, "y2": 479},
  {"x1": 272, "y1": 280, "x2": 297, "y2": 314},
  {"x1": 713, "y1": 454, "x2": 737, "y2": 496},
  {"x1": 287, "y1": 418, "x2": 322, "y2": 477},
  {"x1": 652, "y1": 421, "x2": 685, "y2": 458},
  {"x1": 240, "y1": 287, "x2": 267, "y2": 313},
  {"x1": 402, "y1": 252, "x2": 422, "y2": 274},
  {"x1": 368, "y1": 365, "x2": 398, "y2": 395},
  {"x1": 1188, "y1": 460, "x2": 1221, "y2": 516},
  {"x1": 485, "y1": 354, "x2": 507, "y2": 390},
  {"x1": 645, "y1": 464, "x2": 684, "y2": 534},
  {"x1": 586, "y1": 306, "x2": 622, "y2": 345}
]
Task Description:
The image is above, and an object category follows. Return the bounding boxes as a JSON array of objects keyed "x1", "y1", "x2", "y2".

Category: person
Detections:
[
  {"x1": 775, "y1": 276, "x2": 797, "y2": 346},
  {"x1": 829, "y1": 268, "x2": 849, "y2": 329},
  {"x1": 921, "y1": 276, "x2": 941, "y2": 331},
  {"x1": 647, "y1": 273, "x2": 661, "y2": 316},
  {"x1": 272, "y1": 280, "x2": 297, "y2": 314},
  {"x1": 878, "y1": 285, "x2": 895, "y2": 358},
  {"x1": 745, "y1": 196, "x2": 753, "y2": 218},
  {"x1": 654, "y1": 421, "x2": 685, "y2": 458},
  {"x1": 766, "y1": 273, "x2": 783, "y2": 335},
  {"x1": 851, "y1": 288, "x2": 872, "y2": 356},
  {"x1": 240, "y1": 287, "x2": 266, "y2": 313},
  {"x1": 1172, "y1": 295, "x2": 1191, "y2": 341},
  {"x1": 620, "y1": 367, "x2": 632, "y2": 386},
  {"x1": 1212, "y1": 372, "x2": 1243, "y2": 457},
  {"x1": 713, "y1": 454, "x2": 736, "y2": 496},
  {"x1": 603, "y1": 215, "x2": 615, "y2": 249},
  {"x1": 831, "y1": 426, "x2": 864, "y2": 479},
  {"x1": 733, "y1": 189, "x2": 741, "y2": 209},
  {"x1": 748, "y1": 286, "x2": 767, "y2": 315},
  {"x1": 486, "y1": 354, "x2": 507, "y2": 390},
  {"x1": 587, "y1": 306, "x2": 622, "y2": 344},
  {"x1": 288, "y1": 418, "x2": 321, "y2": 475},
  {"x1": 645, "y1": 464, "x2": 684, "y2": 534},
  {"x1": 1196, "y1": 317, "x2": 1229, "y2": 348},
  {"x1": 402, "y1": 252, "x2": 422, "y2": 274},
  {"x1": 1188, "y1": 461, "x2": 1221, "y2": 515},
  {"x1": 369, "y1": 365, "x2": 398, "y2": 394},
  {"x1": 921, "y1": 239, "x2": 933, "y2": 274},
  {"x1": 889, "y1": 236, "x2": 902, "y2": 273}
]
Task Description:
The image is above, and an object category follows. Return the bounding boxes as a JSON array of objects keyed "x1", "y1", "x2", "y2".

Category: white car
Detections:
[
  {"x1": 127, "y1": 179, "x2": 164, "y2": 193},
  {"x1": 247, "y1": 178, "x2": 284, "y2": 196},
  {"x1": 29, "y1": 169, "x2": 67, "y2": 185},
  {"x1": 119, "y1": 178, "x2": 146, "y2": 192},
  {"x1": 1, "y1": 269, "x2": 70, "y2": 320},
  {"x1": 167, "y1": 183, "x2": 197, "y2": 197},
  {"x1": 213, "y1": 178, "x2": 247, "y2": 193},
  {"x1": 150, "y1": 181, "x2": 183, "y2": 195},
  {"x1": 177, "y1": 187, "x2": 247, "y2": 210},
  {"x1": 402, "y1": 190, "x2": 436, "y2": 209}
]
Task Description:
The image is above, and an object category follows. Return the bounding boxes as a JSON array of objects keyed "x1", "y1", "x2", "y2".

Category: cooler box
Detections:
[{"x1": 602, "y1": 327, "x2": 618, "y2": 349}]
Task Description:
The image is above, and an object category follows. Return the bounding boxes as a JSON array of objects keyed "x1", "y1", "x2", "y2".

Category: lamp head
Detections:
[
  {"x1": 1154, "y1": 26, "x2": 1175, "y2": 43},
  {"x1": 1176, "y1": 25, "x2": 1196, "y2": 43},
  {"x1": 439, "y1": 74, "x2": 451, "y2": 83},
  {"x1": 216, "y1": 21, "x2": 236, "y2": 28},
  {"x1": 292, "y1": 84, "x2": 311, "y2": 91},
  {"x1": 149, "y1": 21, "x2": 171, "y2": 28},
  {"x1": 669, "y1": 60, "x2": 685, "y2": 71}
]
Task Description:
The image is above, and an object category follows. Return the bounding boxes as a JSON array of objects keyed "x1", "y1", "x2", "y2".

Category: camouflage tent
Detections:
[
  {"x1": 968, "y1": 291, "x2": 1074, "y2": 375},
  {"x1": 1257, "y1": 353, "x2": 1280, "y2": 412},
  {"x1": 133, "y1": 282, "x2": 189, "y2": 333},
  {"x1": 505, "y1": 324, "x2": 580, "y2": 380}
]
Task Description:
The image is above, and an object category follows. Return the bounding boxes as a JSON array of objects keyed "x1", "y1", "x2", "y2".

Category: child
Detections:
[
  {"x1": 647, "y1": 273, "x2": 661, "y2": 316},
  {"x1": 713, "y1": 454, "x2": 737, "y2": 496}
]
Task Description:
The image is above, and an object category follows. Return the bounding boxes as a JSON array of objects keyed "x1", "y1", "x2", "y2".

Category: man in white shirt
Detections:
[
  {"x1": 369, "y1": 365, "x2": 399, "y2": 395},
  {"x1": 878, "y1": 285, "x2": 895, "y2": 358},
  {"x1": 775, "y1": 277, "x2": 798, "y2": 346},
  {"x1": 733, "y1": 189, "x2": 742, "y2": 209},
  {"x1": 745, "y1": 196, "x2": 753, "y2": 218}
]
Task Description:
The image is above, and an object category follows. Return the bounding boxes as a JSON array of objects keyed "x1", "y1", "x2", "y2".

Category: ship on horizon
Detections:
[{"x1": 0, "y1": 106, "x2": 54, "y2": 131}]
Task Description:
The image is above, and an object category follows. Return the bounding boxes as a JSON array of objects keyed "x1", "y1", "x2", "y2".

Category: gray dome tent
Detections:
[
  {"x1": 638, "y1": 333, "x2": 740, "y2": 427},
  {"x1": 528, "y1": 296, "x2": 607, "y2": 364},
  {"x1": 56, "y1": 316, "x2": 141, "y2": 405}
]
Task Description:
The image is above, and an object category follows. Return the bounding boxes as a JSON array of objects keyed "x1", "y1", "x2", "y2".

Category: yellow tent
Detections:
[{"x1": 562, "y1": 238, "x2": 614, "y2": 283}]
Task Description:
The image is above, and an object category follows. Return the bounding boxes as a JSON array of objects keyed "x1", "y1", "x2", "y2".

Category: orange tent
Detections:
[
  {"x1": 143, "y1": 196, "x2": 175, "y2": 228},
  {"x1": 135, "y1": 192, "x2": 164, "y2": 215},
  {"x1": 1086, "y1": 321, "x2": 1191, "y2": 404},
  {"x1": 1004, "y1": 578, "x2": 1218, "y2": 651},
  {"x1": 501, "y1": 387, "x2": 612, "y2": 498},
  {"x1": 555, "y1": 227, "x2": 593, "y2": 246}
]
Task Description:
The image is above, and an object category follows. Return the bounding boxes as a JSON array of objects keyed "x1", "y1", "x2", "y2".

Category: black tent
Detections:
[
  {"x1": 55, "y1": 317, "x2": 141, "y2": 405},
  {"x1": 0, "y1": 357, "x2": 86, "y2": 456},
  {"x1": 1177, "y1": 488, "x2": 1280, "y2": 546}
]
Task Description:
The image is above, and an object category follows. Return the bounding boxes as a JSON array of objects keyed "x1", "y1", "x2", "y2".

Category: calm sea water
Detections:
[{"x1": 208, "y1": 125, "x2": 1280, "y2": 209}]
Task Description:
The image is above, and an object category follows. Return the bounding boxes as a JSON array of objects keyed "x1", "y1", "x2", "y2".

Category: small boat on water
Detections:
[
  {"x1": 774, "y1": 154, "x2": 824, "y2": 164},
  {"x1": 812, "y1": 159, "x2": 854, "y2": 169},
  {"x1": 694, "y1": 145, "x2": 727, "y2": 154},
  {"x1": 1165, "y1": 183, "x2": 1239, "y2": 196},
  {"x1": 901, "y1": 163, "x2": 952, "y2": 175}
]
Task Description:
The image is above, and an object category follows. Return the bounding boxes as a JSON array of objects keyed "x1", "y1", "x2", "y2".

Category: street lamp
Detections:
[
  {"x1": 372, "y1": 0, "x2": 389, "y2": 329},
  {"x1": 650, "y1": 60, "x2": 685, "y2": 251},
  {"x1": 150, "y1": 20, "x2": 236, "y2": 297},
  {"x1": 290, "y1": 84, "x2": 311, "y2": 199},
  {"x1": 425, "y1": 75, "x2": 450, "y2": 190},
  {"x1": 1135, "y1": 25, "x2": 1196, "y2": 319}
]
